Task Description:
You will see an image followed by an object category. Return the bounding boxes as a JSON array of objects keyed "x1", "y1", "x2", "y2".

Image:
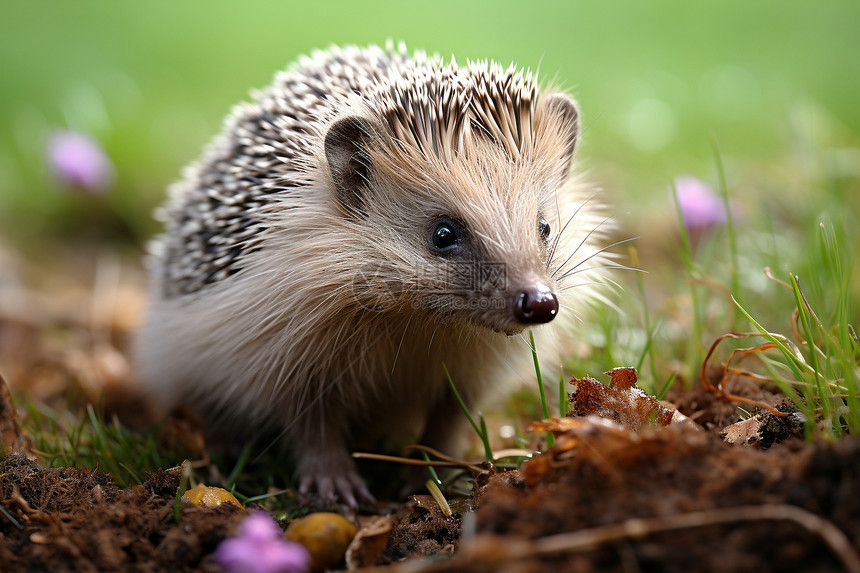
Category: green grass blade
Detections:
[
  {"x1": 421, "y1": 451, "x2": 441, "y2": 486},
  {"x1": 558, "y1": 369, "x2": 567, "y2": 418},
  {"x1": 173, "y1": 461, "x2": 191, "y2": 524},
  {"x1": 732, "y1": 296, "x2": 808, "y2": 381},
  {"x1": 790, "y1": 274, "x2": 831, "y2": 423},
  {"x1": 656, "y1": 370, "x2": 678, "y2": 401},
  {"x1": 444, "y1": 364, "x2": 493, "y2": 461},
  {"x1": 226, "y1": 442, "x2": 253, "y2": 491},
  {"x1": 242, "y1": 489, "x2": 291, "y2": 504},
  {"x1": 528, "y1": 330, "x2": 554, "y2": 447},
  {"x1": 528, "y1": 330, "x2": 549, "y2": 419}
]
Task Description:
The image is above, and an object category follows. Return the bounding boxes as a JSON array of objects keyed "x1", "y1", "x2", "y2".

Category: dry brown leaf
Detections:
[
  {"x1": 569, "y1": 367, "x2": 697, "y2": 431},
  {"x1": 721, "y1": 408, "x2": 803, "y2": 448},
  {"x1": 345, "y1": 514, "x2": 394, "y2": 569},
  {"x1": 722, "y1": 416, "x2": 765, "y2": 445}
]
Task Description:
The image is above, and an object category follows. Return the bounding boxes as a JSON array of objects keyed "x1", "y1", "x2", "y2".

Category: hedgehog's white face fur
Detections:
[
  {"x1": 138, "y1": 43, "x2": 612, "y2": 505},
  {"x1": 322, "y1": 96, "x2": 580, "y2": 335}
]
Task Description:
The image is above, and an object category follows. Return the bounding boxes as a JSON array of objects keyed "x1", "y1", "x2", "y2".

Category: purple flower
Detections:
[
  {"x1": 213, "y1": 511, "x2": 311, "y2": 573},
  {"x1": 46, "y1": 130, "x2": 116, "y2": 195},
  {"x1": 674, "y1": 175, "x2": 731, "y2": 234}
]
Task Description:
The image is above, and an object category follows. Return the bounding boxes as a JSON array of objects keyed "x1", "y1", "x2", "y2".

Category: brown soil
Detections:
[
  {"x1": 5, "y1": 380, "x2": 860, "y2": 572},
  {"x1": 1, "y1": 251, "x2": 858, "y2": 572},
  {"x1": 469, "y1": 416, "x2": 859, "y2": 572},
  {"x1": 370, "y1": 374, "x2": 859, "y2": 572},
  {"x1": 0, "y1": 454, "x2": 246, "y2": 572}
]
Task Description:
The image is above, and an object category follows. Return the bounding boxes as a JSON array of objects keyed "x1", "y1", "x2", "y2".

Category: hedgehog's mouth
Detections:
[
  {"x1": 491, "y1": 322, "x2": 529, "y2": 337},
  {"x1": 466, "y1": 311, "x2": 531, "y2": 337},
  {"x1": 466, "y1": 321, "x2": 522, "y2": 337}
]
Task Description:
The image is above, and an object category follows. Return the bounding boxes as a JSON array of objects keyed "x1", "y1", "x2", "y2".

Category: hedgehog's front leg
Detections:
[{"x1": 292, "y1": 420, "x2": 374, "y2": 507}]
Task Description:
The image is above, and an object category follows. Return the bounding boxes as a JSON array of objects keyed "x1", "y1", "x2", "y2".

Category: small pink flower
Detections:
[
  {"x1": 213, "y1": 511, "x2": 311, "y2": 573},
  {"x1": 674, "y1": 175, "x2": 734, "y2": 235},
  {"x1": 46, "y1": 130, "x2": 116, "y2": 195}
]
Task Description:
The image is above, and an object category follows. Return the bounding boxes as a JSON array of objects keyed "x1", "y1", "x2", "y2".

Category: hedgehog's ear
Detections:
[
  {"x1": 325, "y1": 115, "x2": 377, "y2": 216},
  {"x1": 544, "y1": 93, "x2": 580, "y2": 178}
]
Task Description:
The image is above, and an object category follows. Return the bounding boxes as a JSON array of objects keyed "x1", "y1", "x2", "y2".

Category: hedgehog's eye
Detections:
[
  {"x1": 431, "y1": 218, "x2": 461, "y2": 254},
  {"x1": 538, "y1": 219, "x2": 551, "y2": 242}
]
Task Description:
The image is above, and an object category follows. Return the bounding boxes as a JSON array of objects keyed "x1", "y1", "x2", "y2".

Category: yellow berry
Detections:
[{"x1": 285, "y1": 512, "x2": 357, "y2": 571}]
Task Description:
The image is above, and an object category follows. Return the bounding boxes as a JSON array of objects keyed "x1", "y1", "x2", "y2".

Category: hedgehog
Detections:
[{"x1": 136, "y1": 42, "x2": 612, "y2": 506}]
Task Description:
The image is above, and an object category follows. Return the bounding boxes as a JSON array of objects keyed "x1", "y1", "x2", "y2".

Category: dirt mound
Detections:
[
  {"x1": 469, "y1": 428, "x2": 859, "y2": 572},
  {"x1": 0, "y1": 454, "x2": 246, "y2": 572},
  {"x1": 377, "y1": 377, "x2": 860, "y2": 572}
]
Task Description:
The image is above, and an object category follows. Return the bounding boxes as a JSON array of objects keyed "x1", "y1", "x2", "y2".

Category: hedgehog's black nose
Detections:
[{"x1": 513, "y1": 285, "x2": 559, "y2": 324}]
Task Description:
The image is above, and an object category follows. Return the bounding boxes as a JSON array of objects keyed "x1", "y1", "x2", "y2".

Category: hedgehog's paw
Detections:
[
  {"x1": 299, "y1": 471, "x2": 374, "y2": 508},
  {"x1": 297, "y1": 453, "x2": 375, "y2": 507}
]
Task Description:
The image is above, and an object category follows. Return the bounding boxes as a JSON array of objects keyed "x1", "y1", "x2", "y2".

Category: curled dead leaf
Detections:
[
  {"x1": 566, "y1": 367, "x2": 698, "y2": 432},
  {"x1": 344, "y1": 514, "x2": 394, "y2": 569}
]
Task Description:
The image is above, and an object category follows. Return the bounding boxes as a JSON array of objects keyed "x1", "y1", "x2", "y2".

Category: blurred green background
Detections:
[{"x1": 2, "y1": 0, "x2": 858, "y2": 245}]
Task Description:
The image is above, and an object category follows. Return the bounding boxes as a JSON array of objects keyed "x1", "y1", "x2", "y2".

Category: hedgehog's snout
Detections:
[{"x1": 513, "y1": 284, "x2": 559, "y2": 324}]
